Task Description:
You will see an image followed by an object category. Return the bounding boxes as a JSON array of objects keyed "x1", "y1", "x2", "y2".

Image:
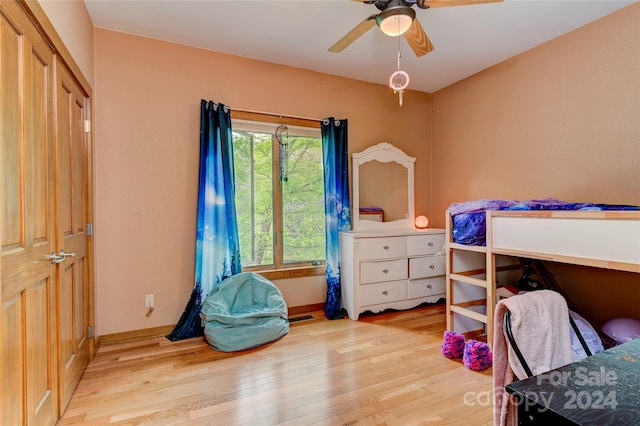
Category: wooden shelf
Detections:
[
  {"x1": 448, "y1": 242, "x2": 487, "y2": 253},
  {"x1": 449, "y1": 305, "x2": 487, "y2": 324},
  {"x1": 448, "y1": 273, "x2": 487, "y2": 288}
]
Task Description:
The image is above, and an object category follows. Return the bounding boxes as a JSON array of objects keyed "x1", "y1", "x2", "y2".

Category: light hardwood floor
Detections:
[{"x1": 58, "y1": 304, "x2": 494, "y2": 425}]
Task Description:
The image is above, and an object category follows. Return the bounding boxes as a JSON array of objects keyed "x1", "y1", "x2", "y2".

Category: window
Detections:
[{"x1": 231, "y1": 113, "x2": 325, "y2": 273}]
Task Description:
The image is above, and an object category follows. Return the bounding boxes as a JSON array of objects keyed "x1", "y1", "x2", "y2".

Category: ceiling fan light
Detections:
[{"x1": 377, "y1": 7, "x2": 415, "y2": 37}]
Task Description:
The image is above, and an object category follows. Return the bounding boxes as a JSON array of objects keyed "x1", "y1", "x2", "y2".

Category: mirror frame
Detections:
[{"x1": 352, "y1": 142, "x2": 415, "y2": 231}]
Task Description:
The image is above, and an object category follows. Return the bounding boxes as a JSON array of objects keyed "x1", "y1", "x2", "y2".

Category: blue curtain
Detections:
[
  {"x1": 321, "y1": 118, "x2": 350, "y2": 320},
  {"x1": 168, "y1": 100, "x2": 241, "y2": 341}
]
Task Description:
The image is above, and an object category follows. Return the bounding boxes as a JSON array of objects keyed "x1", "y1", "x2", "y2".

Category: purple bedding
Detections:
[{"x1": 449, "y1": 198, "x2": 640, "y2": 246}]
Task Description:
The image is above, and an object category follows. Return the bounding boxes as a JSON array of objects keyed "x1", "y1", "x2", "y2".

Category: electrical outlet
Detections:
[{"x1": 145, "y1": 294, "x2": 154, "y2": 308}]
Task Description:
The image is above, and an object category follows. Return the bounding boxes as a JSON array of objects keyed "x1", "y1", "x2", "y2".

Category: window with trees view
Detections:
[{"x1": 232, "y1": 117, "x2": 325, "y2": 271}]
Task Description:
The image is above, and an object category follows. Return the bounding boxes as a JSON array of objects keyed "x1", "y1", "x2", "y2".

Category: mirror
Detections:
[
  {"x1": 359, "y1": 161, "x2": 408, "y2": 222},
  {"x1": 352, "y1": 143, "x2": 415, "y2": 231}
]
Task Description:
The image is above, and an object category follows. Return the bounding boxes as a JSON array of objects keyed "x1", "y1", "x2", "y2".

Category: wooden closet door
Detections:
[
  {"x1": 55, "y1": 61, "x2": 92, "y2": 412},
  {"x1": 0, "y1": 2, "x2": 58, "y2": 425}
]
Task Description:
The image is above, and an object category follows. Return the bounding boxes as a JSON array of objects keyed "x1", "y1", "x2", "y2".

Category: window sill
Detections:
[{"x1": 243, "y1": 265, "x2": 326, "y2": 280}]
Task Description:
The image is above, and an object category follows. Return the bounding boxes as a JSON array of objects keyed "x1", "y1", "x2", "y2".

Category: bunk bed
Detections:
[{"x1": 445, "y1": 200, "x2": 640, "y2": 347}]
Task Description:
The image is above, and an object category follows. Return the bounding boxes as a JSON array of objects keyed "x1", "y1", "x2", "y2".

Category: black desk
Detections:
[{"x1": 506, "y1": 338, "x2": 640, "y2": 426}]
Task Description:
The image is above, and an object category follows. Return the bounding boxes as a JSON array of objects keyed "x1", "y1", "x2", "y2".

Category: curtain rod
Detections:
[
  {"x1": 232, "y1": 107, "x2": 323, "y2": 123},
  {"x1": 206, "y1": 101, "x2": 340, "y2": 126}
]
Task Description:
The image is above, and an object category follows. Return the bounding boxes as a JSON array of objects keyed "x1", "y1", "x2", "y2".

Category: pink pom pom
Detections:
[
  {"x1": 441, "y1": 331, "x2": 465, "y2": 359},
  {"x1": 462, "y1": 340, "x2": 492, "y2": 371}
]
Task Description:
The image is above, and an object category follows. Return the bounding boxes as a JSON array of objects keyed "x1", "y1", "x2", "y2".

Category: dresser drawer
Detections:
[
  {"x1": 362, "y1": 280, "x2": 407, "y2": 305},
  {"x1": 409, "y1": 255, "x2": 445, "y2": 279},
  {"x1": 408, "y1": 277, "x2": 446, "y2": 299},
  {"x1": 359, "y1": 236, "x2": 406, "y2": 260},
  {"x1": 360, "y1": 259, "x2": 407, "y2": 284},
  {"x1": 407, "y1": 234, "x2": 444, "y2": 256}
]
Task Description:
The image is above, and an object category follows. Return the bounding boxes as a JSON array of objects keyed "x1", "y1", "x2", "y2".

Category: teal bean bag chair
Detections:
[{"x1": 200, "y1": 272, "x2": 289, "y2": 352}]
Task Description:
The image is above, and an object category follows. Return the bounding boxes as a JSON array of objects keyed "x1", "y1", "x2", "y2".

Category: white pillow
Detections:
[{"x1": 569, "y1": 310, "x2": 604, "y2": 360}]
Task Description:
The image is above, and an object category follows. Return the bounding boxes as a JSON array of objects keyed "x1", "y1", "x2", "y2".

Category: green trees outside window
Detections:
[{"x1": 233, "y1": 126, "x2": 325, "y2": 269}]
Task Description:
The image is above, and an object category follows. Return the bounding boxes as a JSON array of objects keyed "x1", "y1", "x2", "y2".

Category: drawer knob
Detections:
[
  {"x1": 383, "y1": 245, "x2": 389, "y2": 250},
  {"x1": 382, "y1": 290, "x2": 388, "y2": 296},
  {"x1": 428, "y1": 242, "x2": 434, "y2": 247},
  {"x1": 427, "y1": 284, "x2": 432, "y2": 289},
  {"x1": 429, "y1": 265, "x2": 435, "y2": 270},
  {"x1": 382, "y1": 269, "x2": 389, "y2": 274}
]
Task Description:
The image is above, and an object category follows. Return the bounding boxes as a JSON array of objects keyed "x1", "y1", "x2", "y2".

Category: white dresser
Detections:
[{"x1": 340, "y1": 228, "x2": 446, "y2": 320}]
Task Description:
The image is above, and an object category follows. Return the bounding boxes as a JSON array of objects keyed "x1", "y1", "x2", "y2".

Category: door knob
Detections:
[
  {"x1": 47, "y1": 252, "x2": 65, "y2": 264},
  {"x1": 47, "y1": 250, "x2": 77, "y2": 264}
]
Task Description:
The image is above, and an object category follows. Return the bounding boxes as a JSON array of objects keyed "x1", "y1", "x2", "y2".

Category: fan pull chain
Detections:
[{"x1": 397, "y1": 50, "x2": 403, "y2": 107}]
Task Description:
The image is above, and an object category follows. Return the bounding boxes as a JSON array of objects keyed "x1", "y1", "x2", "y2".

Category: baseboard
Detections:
[
  {"x1": 99, "y1": 324, "x2": 176, "y2": 346},
  {"x1": 97, "y1": 304, "x2": 325, "y2": 347},
  {"x1": 288, "y1": 303, "x2": 324, "y2": 317}
]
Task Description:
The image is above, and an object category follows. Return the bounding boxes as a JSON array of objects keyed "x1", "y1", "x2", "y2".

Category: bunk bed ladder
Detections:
[{"x1": 445, "y1": 210, "x2": 497, "y2": 346}]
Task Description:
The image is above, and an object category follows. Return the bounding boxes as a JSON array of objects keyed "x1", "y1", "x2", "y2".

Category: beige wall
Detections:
[
  {"x1": 47, "y1": 2, "x2": 638, "y2": 336},
  {"x1": 431, "y1": 4, "x2": 640, "y2": 327},
  {"x1": 431, "y1": 4, "x2": 640, "y2": 227},
  {"x1": 38, "y1": 0, "x2": 94, "y2": 87},
  {"x1": 93, "y1": 29, "x2": 433, "y2": 335}
]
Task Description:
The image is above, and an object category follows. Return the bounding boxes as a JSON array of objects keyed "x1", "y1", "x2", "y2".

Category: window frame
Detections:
[{"x1": 230, "y1": 110, "x2": 326, "y2": 279}]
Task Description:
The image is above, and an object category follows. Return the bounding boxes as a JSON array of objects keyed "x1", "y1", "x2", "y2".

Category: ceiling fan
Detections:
[{"x1": 328, "y1": 0, "x2": 503, "y2": 57}]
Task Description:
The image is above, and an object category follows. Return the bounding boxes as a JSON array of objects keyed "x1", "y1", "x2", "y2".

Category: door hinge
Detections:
[
  {"x1": 84, "y1": 120, "x2": 91, "y2": 133},
  {"x1": 87, "y1": 325, "x2": 94, "y2": 339},
  {"x1": 86, "y1": 223, "x2": 93, "y2": 236}
]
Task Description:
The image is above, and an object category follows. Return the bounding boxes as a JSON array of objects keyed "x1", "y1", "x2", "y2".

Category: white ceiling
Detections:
[{"x1": 84, "y1": 0, "x2": 637, "y2": 93}]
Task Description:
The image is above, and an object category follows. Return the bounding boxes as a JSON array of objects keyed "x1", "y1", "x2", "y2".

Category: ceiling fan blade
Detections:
[
  {"x1": 328, "y1": 15, "x2": 377, "y2": 53},
  {"x1": 425, "y1": 0, "x2": 502, "y2": 8},
  {"x1": 404, "y1": 19, "x2": 434, "y2": 57}
]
